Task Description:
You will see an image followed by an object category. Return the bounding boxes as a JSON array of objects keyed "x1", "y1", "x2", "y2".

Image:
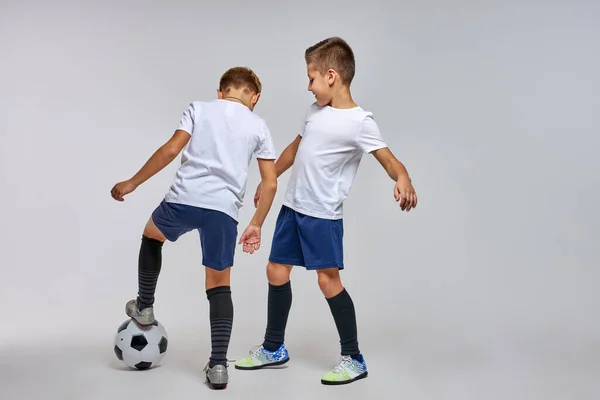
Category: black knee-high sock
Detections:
[
  {"x1": 207, "y1": 286, "x2": 233, "y2": 368},
  {"x1": 326, "y1": 288, "x2": 361, "y2": 358},
  {"x1": 136, "y1": 236, "x2": 163, "y2": 310},
  {"x1": 262, "y1": 281, "x2": 292, "y2": 351}
]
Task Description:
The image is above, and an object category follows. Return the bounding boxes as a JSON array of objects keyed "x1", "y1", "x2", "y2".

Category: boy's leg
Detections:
[
  {"x1": 262, "y1": 262, "x2": 294, "y2": 351},
  {"x1": 235, "y1": 206, "x2": 301, "y2": 371},
  {"x1": 317, "y1": 268, "x2": 360, "y2": 357},
  {"x1": 205, "y1": 267, "x2": 233, "y2": 370},
  {"x1": 317, "y1": 268, "x2": 367, "y2": 385},
  {"x1": 125, "y1": 217, "x2": 167, "y2": 325},
  {"x1": 138, "y1": 218, "x2": 167, "y2": 308},
  {"x1": 263, "y1": 206, "x2": 301, "y2": 352},
  {"x1": 198, "y1": 208, "x2": 237, "y2": 389},
  {"x1": 233, "y1": 261, "x2": 293, "y2": 370},
  {"x1": 234, "y1": 261, "x2": 293, "y2": 370},
  {"x1": 125, "y1": 201, "x2": 188, "y2": 325},
  {"x1": 295, "y1": 212, "x2": 367, "y2": 384}
]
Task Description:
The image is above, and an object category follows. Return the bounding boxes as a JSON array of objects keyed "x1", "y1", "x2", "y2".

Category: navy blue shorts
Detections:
[
  {"x1": 151, "y1": 200, "x2": 238, "y2": 271},
  {"x1": 268, "y1": 205, "x2": 344, "y2": 270}
]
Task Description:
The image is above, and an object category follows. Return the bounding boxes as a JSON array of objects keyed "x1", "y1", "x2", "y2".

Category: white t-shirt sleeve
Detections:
[
  {"x1": 299, "y1": 117, "x2": 307, "y2": 137},
  {"x1": 299, "y1": 103, "x2": 317, "y2": 137},
  {"x1": 356, "y1": 115, "x2": 387, "y2": 154},
  {"x1": 255, "y1": 122, "x2": 277, "y2": 159},
  {"x1": 177, "y1": 103, "x2": 195, "y2": 135}
]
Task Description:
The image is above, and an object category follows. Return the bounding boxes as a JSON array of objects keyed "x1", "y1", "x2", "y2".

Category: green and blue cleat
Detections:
[
  {"x1": 321, "y1": 354, "x2": 368, "y2": 385},
  {"x1": 234, "y1": 344, "x2": 290, "y2": 370}
]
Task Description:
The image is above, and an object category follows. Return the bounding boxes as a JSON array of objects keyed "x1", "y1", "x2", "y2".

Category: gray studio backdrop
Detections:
[{"x1": 0, "y1": 1, "x2": 598, "y2": 399}]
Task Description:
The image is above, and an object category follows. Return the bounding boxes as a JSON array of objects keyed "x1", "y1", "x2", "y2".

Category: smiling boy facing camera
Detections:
[{"x1": 234, "y1": 37, "x2": 418, "y2": 385}]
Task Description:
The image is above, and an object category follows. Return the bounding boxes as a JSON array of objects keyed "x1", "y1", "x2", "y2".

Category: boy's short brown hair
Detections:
[
  {"x1": 305, "y1": 37, "x2": 355, "y2": 85},
  {"x1": 219, "y1": 67, "x2": 262, "y2": 94}
]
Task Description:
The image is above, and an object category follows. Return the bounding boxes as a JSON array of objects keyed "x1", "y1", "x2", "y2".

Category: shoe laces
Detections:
[{"x1": 332, "y1": 356, "x2": 353, "y2": 373}]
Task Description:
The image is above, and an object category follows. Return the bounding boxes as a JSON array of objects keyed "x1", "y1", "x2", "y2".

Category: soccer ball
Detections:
[{"x1": 113, "y1": 318, "x2": 168, "y2": 370}]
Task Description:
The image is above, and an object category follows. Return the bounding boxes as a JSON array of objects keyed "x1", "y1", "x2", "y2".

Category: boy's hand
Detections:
[
  {"x1": 253, "y1": 182, "x2": 263, "y2": 208},
  {"x1": 394, "y1": 176, "x2": 418, "y2": 211},
  {"x1": 239, "y1": 224, "x2": 261, "y2": 254},
  {"x1": 111, "y1": 180, "x2": 138, "y2": 201}
]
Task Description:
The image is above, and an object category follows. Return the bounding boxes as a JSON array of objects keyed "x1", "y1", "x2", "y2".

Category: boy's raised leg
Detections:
[
  {"x1": 125, "y1": 217, "x2": 166, "y2": 326},
  {"x1": 317, "y1": 268, "x2": 368, "y2": 385},
  {"x1": 235, "y1": 262, "x2": 292, "y2": 370}
]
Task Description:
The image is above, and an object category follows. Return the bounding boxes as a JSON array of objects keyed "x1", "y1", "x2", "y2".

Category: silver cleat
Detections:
[
  {"x1": 204, "y1": 362, "x2": 228, "y2": 390},
  {"x1": 125, "y1": 299, "x2": 155, "y2": 326}
]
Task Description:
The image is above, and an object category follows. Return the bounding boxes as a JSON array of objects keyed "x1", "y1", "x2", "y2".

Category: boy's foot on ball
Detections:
[
  {"x1": 321, "y1": 354, "x2": 368, "y2": 385},
  {"x1": 125, "y1": 299, "x2": 155, "y2": 326},
  {"x1": 234, "y1": 344, "x2": 290, "y2": 370}
]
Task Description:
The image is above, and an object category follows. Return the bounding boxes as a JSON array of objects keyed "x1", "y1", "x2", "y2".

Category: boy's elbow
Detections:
[
  {"x1": 264, "y1": 179, "x2": 277, "y2": 192},
  {"x1": 261, "y1": 178, "x2": 277, "y2": 194},
  {"x1": 162, "y1": 145, "x2": 180, "y2": 159}
]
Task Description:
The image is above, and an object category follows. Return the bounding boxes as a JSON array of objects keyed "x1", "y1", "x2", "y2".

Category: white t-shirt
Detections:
[
  {"x1": 164, "y1": 99, "x2": 276, "y2": 221},
  {"x1": 283, "y1": 103, "x2": 388, "y2": 220}
]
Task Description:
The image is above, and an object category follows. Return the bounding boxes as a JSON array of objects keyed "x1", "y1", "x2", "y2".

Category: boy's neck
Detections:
[
  {"x1": 220, "y1": 89, "x2": 252, "y2": 109},
  {"x1": 328, "y1": 86, "x2": 357, "y2": 109}
]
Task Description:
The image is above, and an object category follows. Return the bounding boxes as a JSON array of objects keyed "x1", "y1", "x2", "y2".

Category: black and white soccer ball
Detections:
[{"x1": 113, "y1": 318, "x2": 168, "y2": 370}]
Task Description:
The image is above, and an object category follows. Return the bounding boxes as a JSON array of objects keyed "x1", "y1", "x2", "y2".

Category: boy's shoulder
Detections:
[
  {"x1": 306, "y1": 101, "x2": 374, "y2": 121},
  {"x1": 188, "y1": 99, "x2": 267, "y2": 125}
]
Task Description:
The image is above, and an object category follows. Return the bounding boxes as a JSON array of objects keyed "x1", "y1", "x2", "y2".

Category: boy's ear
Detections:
[
  {"x1": 217, "y1": 89, "x2": 224, "y2": 99},
  {"x1": 327, "y1": 69, "x2": 337, "y2": 86},
  {"x1": 252, "y1": 92, "x2": 261, "y2": 106}
]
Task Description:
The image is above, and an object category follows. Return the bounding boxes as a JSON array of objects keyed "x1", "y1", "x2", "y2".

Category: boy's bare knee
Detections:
[
  {"x1": 316, "y1": 268, "x2": 343, "y2": 298},
  {"x1": 205, "y1": 267, "x2": 231, "y2": 290},
  {"x1": 143, "y1": 218, "x2": 167, "y2": 242},
  {"x1": 266, "y1": 262, "x2": 292, "y2": 286}
]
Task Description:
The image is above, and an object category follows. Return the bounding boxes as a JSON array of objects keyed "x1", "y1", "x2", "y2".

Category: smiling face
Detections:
[{"x1": 307, "y1": 63, "x2": 335, "y2": 106}]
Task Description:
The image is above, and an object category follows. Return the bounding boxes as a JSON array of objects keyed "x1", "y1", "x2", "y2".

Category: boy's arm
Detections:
[
  {"x1": 110, "y1": 129, "x2": 190, "y2": 201},
  {"x1": 250, "y1": 159, "x2": 278, "y2": 227},
  {"x1": 253, "y1": 134, "x2": 301, "y2": 207},
  {"x1": 239, "y1": 158, "x2": 278, "y2": 254},
  {"x1": 274, "y1": 134, "x2": 302, "y2": 177},
  {"x1": 371, "y1": 147, "x2": 418, "y2": 211}
]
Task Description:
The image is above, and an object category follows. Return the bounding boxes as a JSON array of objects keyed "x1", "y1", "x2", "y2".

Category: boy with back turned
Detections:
[
  {"x1": 235, "y1": 37, "x2": 418, "y2": 385},
  {"x1": 110, "y1": 67, "x2": 278, "y2": 389}
]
